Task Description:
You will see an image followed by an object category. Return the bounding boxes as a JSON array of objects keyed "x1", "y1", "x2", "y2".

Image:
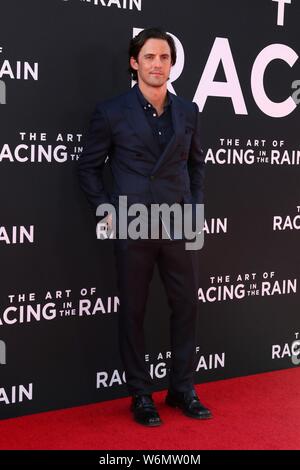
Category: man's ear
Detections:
[{"x1": 130, "y1": 56, "x2": 138, "y2": 70}]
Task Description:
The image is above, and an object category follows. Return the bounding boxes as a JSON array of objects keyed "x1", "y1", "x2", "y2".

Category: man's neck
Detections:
[{"x1": 137, "y1": 82, "x2": 168, "y2": 112}]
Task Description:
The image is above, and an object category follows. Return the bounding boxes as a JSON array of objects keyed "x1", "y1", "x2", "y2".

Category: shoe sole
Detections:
[{"x1": 133, "y1": 417, "x2": 162, "y2": 427}]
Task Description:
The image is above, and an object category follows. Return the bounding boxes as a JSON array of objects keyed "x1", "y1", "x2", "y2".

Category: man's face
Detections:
[{"x1": 130, "y1": 38, "x2": 172, "y2": 88}]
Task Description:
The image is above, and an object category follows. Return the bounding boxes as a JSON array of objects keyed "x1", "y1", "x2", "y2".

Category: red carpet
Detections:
[{"x1": 0, "y1": 368, "x2": 299, "y2": 450}]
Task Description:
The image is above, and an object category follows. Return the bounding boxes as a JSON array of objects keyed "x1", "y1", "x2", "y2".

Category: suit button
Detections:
[{"x1": 150, "y1": 175, "x2": 155, "y2": 180}]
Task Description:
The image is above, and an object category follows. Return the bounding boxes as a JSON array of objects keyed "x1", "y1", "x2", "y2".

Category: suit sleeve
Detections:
[
  {"x1": 77, "y1": 103, "x2": 112, "y2": 214},
  {"x1": 188, "y1": 102, "x2": 205, "y2": 204}
]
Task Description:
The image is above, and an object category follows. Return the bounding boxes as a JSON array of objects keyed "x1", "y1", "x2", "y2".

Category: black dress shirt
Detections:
[{"x1": 135, "y1": 84, "x2": 174, "y2": 156}]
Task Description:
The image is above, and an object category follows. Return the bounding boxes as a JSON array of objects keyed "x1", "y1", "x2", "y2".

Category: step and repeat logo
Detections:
[
  {"x1": 0, "y1": 44, "x2": 38, "y2": 105},
  {"x1": 0, "y1": 132, "x2": 83, "y2": 164},
  {"x1": 0, "y1": 288, "x2": 119, "y2": 327},
  {"x1": 0, "y1": 341, "x2": 34, "y2": 406},
  {"x1": 273, "y1": 206, "x2": 300, "y2": 231},
  {"x1": 272, "y1": 332, "x2": 300, "y2": 366},
  {"x1": 62, "y1": 0, "x2": 142, "y2": 11},
  {"x1": 0, "y1": 42, "x2": 82, "y2": 162},
  {"x1": 206, "y1": 139, "x2": 300, "y2": 166},
  {"x1": 96, "y1": 347, "x2": 226, "y2": 390},
  {"x1": 0, "y1": 383, "x2": 33, "y2": 406},
  {"x1": 0, "y1": 225, "x2": 34, "y2": 245},
  {"x1": 198, "y1": 270, "x2": 298, "y2": 303}
]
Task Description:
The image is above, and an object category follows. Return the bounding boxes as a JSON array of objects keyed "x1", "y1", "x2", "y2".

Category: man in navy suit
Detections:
[{"x1": 78, "y1": 27, "x2": 212, "y2": 426}]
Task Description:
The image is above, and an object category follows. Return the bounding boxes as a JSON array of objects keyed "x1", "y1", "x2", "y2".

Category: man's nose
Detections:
[{"x1": 153, "y1": 56, "x2": 163, "y2": 67}]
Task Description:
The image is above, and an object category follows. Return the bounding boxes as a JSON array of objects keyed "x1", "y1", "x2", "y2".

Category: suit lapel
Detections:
[
  {"x1": 151, "y1": 97, "x2": 185, "y2": 175},
  {"x1": 123, "y1": 85, "x2": 186, "y2": 173}
]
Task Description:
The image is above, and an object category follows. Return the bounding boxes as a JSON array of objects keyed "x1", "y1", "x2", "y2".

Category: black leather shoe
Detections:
[
  {"x1": 130, "y1": 394, "x2": 162, "y2": 427},
  {"x1": 165, "y1": 389, "x2": 212, "y2": 420}
]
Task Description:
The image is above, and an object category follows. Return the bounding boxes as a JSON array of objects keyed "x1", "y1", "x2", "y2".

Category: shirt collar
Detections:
[{"x1": 135, "y1": 84, "x2": 172, "y2": 111}]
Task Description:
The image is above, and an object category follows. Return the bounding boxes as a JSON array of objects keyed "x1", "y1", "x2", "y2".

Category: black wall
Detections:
[{"x1": 0, "y1": 0, "x2": 299, "y2": 420}]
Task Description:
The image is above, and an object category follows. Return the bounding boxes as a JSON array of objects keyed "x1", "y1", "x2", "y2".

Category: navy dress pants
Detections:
[{"x1": 113, "y1": 237, "x2": 200, "y2": 396}]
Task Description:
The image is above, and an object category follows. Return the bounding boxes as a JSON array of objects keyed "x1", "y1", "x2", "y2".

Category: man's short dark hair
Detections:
[{"x1": 128, "y1": 27, "x2": 177, "y2": 82}]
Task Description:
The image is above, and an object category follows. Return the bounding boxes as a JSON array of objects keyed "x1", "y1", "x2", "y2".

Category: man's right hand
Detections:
[{"x1": 106, "y1": 213, "x2": 113, "y2": 230}]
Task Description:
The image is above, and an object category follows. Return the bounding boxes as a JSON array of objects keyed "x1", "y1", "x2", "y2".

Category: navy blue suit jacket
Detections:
[{"x1": 78, "y1": 83, "x2": 205, "y2": 215}]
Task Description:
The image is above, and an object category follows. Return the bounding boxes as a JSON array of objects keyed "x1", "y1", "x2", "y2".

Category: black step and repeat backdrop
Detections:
[{"x1": 0, "y1": 0, "x2": 299, "y2": 420}]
